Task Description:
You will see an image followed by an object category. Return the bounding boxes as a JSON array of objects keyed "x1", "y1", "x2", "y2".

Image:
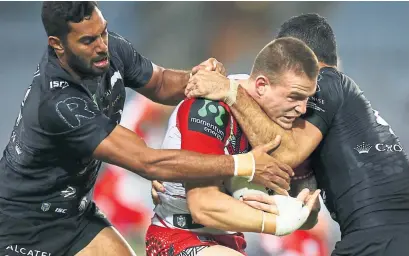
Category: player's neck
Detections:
[
  {"x1": 57, "y1": 56, "x2": 83, "y2": 82},
  {"x1": 240, "y1": 79, "x2": 258, "y2": 98}
]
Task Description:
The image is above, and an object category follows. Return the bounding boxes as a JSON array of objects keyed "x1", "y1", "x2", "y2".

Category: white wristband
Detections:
[
  {"x1": 261, "y1": 211, "x2": 266, "y2": 233},
  {"x1": 224, "y1": 79, "x2": 239, "y2": 106},
  {"x1": 247, "y1": 152, "x2": 256, "y2": 182},
  {"x1": 232, "y1": 155, "x2": 239, "y2": 177},
  {"x1": 232, "y1": 153, "x2": 254, "y2": 179}
]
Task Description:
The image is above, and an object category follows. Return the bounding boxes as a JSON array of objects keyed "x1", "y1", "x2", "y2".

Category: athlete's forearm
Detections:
[
  {"x1": 231, "y1": 87, "x2": 307, "y2": 167},
  {"x1": 154, "y1": 68, "x2": 190, "y2": 106},
  {"x1": 140, "y1": 147, "x2": 234, "y2": 181},
  {"x1": 94, "y1": 125, "x2": 234, "y2": 182},
  {"x1": 187, "y1": 188, "x2": 276, "y2": 234}
]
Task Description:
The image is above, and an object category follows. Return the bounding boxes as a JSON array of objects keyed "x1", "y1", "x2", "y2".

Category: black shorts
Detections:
[
  {"x1": 332, "y1": 224, "x2": 409, "y2": 256},
  {"x1": 0, "y1": 201, "x2": 111, "y2": 256}
]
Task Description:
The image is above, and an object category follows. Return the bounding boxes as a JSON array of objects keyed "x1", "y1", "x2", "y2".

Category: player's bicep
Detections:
[
  {"x1": 39, "y1": 88, "x2": 116, "y2": 157},
  {"x1": 292, "y1": 118, "x2": 323, "y2": 160},
  {"x1": 133, "y1": 63, "x2": 164, "y2": 99}
]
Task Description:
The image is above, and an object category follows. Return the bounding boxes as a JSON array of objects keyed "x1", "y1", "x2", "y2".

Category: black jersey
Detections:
[
  {"x1": 303, "y1": 67, "x2": 409, "y2": 235},
  {"x1": 0, "y1": 31, "x2": 153, "y2": 219}
]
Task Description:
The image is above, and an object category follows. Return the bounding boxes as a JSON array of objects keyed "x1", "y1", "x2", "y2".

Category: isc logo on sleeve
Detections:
[{"x1": 50, "y1": 80, "x2": 69, "y2": 89}]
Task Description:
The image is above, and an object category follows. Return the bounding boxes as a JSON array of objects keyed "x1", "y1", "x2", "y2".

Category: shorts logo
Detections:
[
  {"x1": 41, "y1": 203, "x2": 51, "y2": 212},
  {"x1": 188, "y1": 100, "x2": 228, "y2": 141},
  {"x1": 176, "y1": 215, "x2": 187, "y2": 228},
  {"x1": 56, "y1": 97, "x2": 97, "y2": 128}
]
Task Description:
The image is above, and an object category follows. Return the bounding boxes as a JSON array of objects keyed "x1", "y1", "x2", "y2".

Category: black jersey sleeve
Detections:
[
  {"x1": 38, "y1": 85, "x2": 116, "y2": 158},
  {"x1": 302, "y1": 68, "x2": 343, "y2": 136},
  {"x1": 109, "y1": 32, "x2": 153, "y2": 89}
]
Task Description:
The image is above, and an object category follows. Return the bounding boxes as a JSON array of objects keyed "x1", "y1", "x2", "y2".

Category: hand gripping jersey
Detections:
[
  {"x1": 0, "y1": 31, "x2": 153, "y2": 220},
  {"x1": 153, "y1": 97, "x2": 251, "y2": 234},
  {"x1": 304, "y1": 67, "x2": 409, "y2": 235}
]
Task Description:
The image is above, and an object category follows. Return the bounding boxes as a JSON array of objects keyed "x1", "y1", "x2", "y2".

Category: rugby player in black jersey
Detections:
[
  {"x1": 0, "y1": 2, "x2": 294, "y2": 255},
  {"x1": 187, "y1": 13, "x2": 409, "y2": 256}
]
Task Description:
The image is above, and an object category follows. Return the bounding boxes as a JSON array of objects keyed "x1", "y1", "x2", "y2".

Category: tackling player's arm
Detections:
[
  {"x1": 185, "y1": 71, "x2": 339, "y2": 168},
  {"x1": 114, "y1": 32, "x2": 224, "y2": 106},
  {"x1": 94, "y1": 125, "x2": 235, "y2": 181},
  {"x1": 229, "y1": 69, "x2": 342, "y2": 169},
  {"x1": 229, "y1": 72, "x2": 341, "y2": 229},
  {"x1": 186, "y1": 71, "x2": 341, "y2": 230},
  {"x1": 39, "y1": 86, "x2": 234, "y2": 181},
  {"x1": 179, "y1": 99, "x2": 276, "y2": 233},
  {"x1": 39, "y1": 86, "x2": 289, "y2": 187},
  {"x1": 230, "y1": 86, "x2": 323, "y2": 168}
]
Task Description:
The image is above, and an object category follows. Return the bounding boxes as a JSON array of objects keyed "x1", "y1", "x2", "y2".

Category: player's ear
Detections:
[
  {"x1": 48, "y1": 36, "x2": 65, "y2": 55},
  {"x1": 255, "y1": 75, "x2": 270, "y2": 96}
]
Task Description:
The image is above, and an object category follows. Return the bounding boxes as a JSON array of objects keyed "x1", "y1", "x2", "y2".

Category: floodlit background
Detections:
[{"x1": 1, "y1": 2, "x2": 409, "y2": 255}]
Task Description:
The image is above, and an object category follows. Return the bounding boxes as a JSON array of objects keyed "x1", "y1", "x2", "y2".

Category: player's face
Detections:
[
  {"x1": 257, "y1": 71, "x2": 317, "y2": 129},
  {"x1": 64, "y1": 7, "x2": 109, "y2": 77}
]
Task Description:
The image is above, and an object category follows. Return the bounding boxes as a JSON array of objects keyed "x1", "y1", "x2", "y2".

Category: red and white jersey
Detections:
[{"x1": 153, "y1": 85, "x2": 251, "y2": 234}]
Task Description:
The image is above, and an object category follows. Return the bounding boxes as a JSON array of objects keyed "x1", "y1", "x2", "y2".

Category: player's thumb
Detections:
[
  {"x1": 305, "y1": 189, "x2": 321, "y2": 210},
  {"x1": 296, "y1": 188, "x2": 310, "y2": 201},
  {"x1": 261, "y1": 135, "x2": 282, "y2": 153}
]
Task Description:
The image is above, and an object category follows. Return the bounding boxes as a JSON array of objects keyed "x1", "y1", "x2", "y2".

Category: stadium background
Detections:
[{"x1": 1, "y1": 2, "x2": 408, "y2": 255}]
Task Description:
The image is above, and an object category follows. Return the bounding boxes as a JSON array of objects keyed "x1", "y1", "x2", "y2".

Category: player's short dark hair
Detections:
[
  {"x1": 277, "y1": 13, "x2": 337, "y2": 66},
  {"x1": 41, "y1": 1, "x2": 98, "y2": 41},
  {"x1": 250, "y1": 37, "x2": 319, "y2": 84}
]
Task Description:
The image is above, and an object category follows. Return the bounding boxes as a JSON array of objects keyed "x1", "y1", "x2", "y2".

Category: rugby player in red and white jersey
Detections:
[{"x1": 146, "y1": 38, "x2": 322, "y2": 256}]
